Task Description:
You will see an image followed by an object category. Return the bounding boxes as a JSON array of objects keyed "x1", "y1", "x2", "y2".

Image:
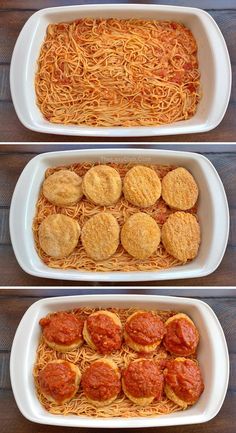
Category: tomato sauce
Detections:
[
  {"x1": 123, "y1": 360, "x2": 164, "y2": 400},
  {"x1": 87, "y1": 313, "x2": 122, "y2": 354},
  {"x1": 38, "y1": 362, "x2": 77, "y2": 403},
  {"x1": 164, "y1": 359, "x2": 204, "y2": 403},
  {"x1": 125, "y1": 312, "x2": 165, "y2": 346},
  {"x1": 82, "y1": 361, "x2": 121, "y2": 401},
  {"x1": 39, "y1": 312, "x2": 83, "y2": 345},
  {"x1": 163, "y1": 318, "x2": 199, "y2": 356}
]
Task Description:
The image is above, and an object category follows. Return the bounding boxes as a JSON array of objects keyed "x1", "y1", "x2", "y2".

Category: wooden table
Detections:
[
  {"x1": 0, "y1": 287, "x2": 235, "y2": 433},
  {"x1": 0, "y1": 0, "x2": 235, "y2": 142},
  {"x1": 0, "y1": 143, "x2": 235, "y2": 287}
]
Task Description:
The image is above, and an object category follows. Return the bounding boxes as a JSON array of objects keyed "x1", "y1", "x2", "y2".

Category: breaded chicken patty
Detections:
[
  {"x1": 82, "y1": 165, "x2": 122, "y2": 206},
  {"x1": 43, "y1": 170, "x2": 83, "y2": 207},
  {"x1": 123, "y1": 165, "x2": 161, "y2": 208},
  {"x1": 38, "y1": 214, "x2": 80, "y2": 258},
  {"x1": 121, "y1": 212, "x2": 161, "y2": 259},
  {"x1": 81, "y1": 212, "x2": 120, "y2": 261},
  {"x1": 161, "y1": 212, "x2": 200, "y2": 261},
  {"x1": 162, "y1": 167, "x2": 198, "y2": 210}
]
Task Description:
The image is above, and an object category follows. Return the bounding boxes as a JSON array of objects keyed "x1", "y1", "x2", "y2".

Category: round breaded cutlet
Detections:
[
  {"x1": 82, "y1": 358, "x2": 121, "y2": 407},
  {"x1": 161, "y1": 212, "x2": 200, "y2": 262},
  {"x1": 164, "y1": 357, "x2": 204, "y2": 408},
  {"x1": 162, "y1": 167, "x2": 198, "y2": 210},
  {"x1": 163, "y1": 313, "x2": 199, "y2": 356},
  {"x1": 38, "y1": 360, "x2": 81, "y2": 404},
  {"x1": 121, "y1": 212, "x2": 161, "y2": 259},
  {"x1": 81, "y1": 212, "x2": 120, "y2": 261},
  {"x1": 38, "y1": 214, "x2": 80, "y2": 258},
  {"x1": 83, "y1": 310, "x2": 122, "y2": 354},
  {"x1": 124, "y1": 311, "x2": 165, "y2": 353},
  {"x1": 43, "y1": 170, "x2": 83, "y2": 207},
  {"x1": 123, "y1": 165, "x2": 161, "y2": 208},
  {"x1": 82, "y1": 165, "x2": 122, "y2": 206},
  {"x1": 122, "y1": 359, "x2": 164, "y2": 406},
  {"x1": 40, "y1": 312, "x2": 84, "y2": 353}
]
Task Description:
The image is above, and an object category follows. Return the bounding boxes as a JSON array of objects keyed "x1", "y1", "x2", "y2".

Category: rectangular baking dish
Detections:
[
  {"x1": 9, "y1": 148, "x2": 229, "y2": 282},
  {"x1": 10, "y1": 4, "x2": 231, "y2": 137},
  {"x1": 10, "y1": 293, "x2": 229, "y2": 428}
]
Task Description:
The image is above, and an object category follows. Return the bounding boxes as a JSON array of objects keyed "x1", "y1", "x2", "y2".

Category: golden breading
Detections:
[
  {"x1": 161, "y1": 212, "x2": 200, "y2": 262},
  {"x1": 162, "y1": 167, "x2": 198, "y2": 210},
  {"x1": 38, "y1": 214, "x2": 80, "y2": 258},
  {"x1": 81, "y1": 212, "x2": 120, "y2": 261},
  {"x1": 42, "y1": 169, "x2": 83, "y2": 206},
  {"x1": 82, "y1": 165, "x2": 122, "y2": 206},
  {"x1": 38, "y1": 360, "x2": 81, "y2": 404},
  {"x1": 123, "y1": 165, "x2": 161, "y2": 208},
  {"x1": 121, "y1": 212, "x2": 161, "y2": 259}
]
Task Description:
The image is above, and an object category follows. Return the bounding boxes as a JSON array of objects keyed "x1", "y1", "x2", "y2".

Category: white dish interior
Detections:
[
  {"x1": 10, "y1": 4, "x2": 231, "y2": 137},
  {"x1": 9, "y1": 148, "x2": 229, "y2": 282},
  {"x1": 10, "y1": 294, "x2": 229, "y2": 428}
]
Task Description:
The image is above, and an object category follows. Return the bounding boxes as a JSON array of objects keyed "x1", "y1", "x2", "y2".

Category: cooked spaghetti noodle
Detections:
[
  {"x1": 32, "y1": 162, "x2": 198, "y2": 272},
  {"x1": 34, "y1": 307, "x2": 190, "y2": 417},
  {"x1": 35, "y1": 18, "x2": 201, "y2": 127}
]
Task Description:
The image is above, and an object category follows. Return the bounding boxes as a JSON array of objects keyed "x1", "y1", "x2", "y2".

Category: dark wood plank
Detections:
[
  {"x1": 0, "y1": 209, "x2": 10, "y2": 245},
  {"x1": 0, "y1": 11, "x2": 32, "y2": 64},
  {"x1": 0, "y1": 353, "x2": 10, "y2": 390},
  {"x1": 0, "y1": 153, "x2": 32, "y2": 207},
  {"x1": 211, "y1": 10, "x2": 236, "y2": 64},
  {"x1": 1, "y1": 0, "x2": 236, "y2": 11},
  {"x1": 0, "y1": 65, "x2": 10, "y2": 101},
  {"x1": 2, "y1": 288, "x2": 236, "y2": 298},
  {"x1": 1, "y1": 144, "x2": 236, "y2": 153},
  {"x1": 1, "y1": 101, "x2": 236, "y2": 142}
]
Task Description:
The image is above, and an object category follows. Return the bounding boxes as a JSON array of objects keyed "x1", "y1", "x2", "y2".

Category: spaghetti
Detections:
[
  {"x1": 34, "y1": 307, "x2": 187, "y2": 417},
  {"x1": 32, "y1": 162, "x2": 198, "y2": 272},
  {"x1": 35, "y1": 18, "x2": 201, "y2": 127}
]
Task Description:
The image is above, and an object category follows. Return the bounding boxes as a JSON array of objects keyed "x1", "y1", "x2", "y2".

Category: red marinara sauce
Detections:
[
  {"x1": 39, "y1": 312, "x2": 83, "y2": 346},
  {"x1": 125, "y1": 312, "x2": 165, "y2": 346},
  {"x1": 163, "y1": 318, "x2": 199, "y2": 356},
  {"x1": 87, "y1": 313, "x2": 122, "y2": 354},
  {"x1": 38, "y1": 362, "x2": 77, "y2": 403},
  {"x1": 82, "y1": 361, "x2": 121, "y2": 401},
  {"x1": 164, "y1": 359, "x2": 204, "y2": 403},
  {"x1": 123, "y1": 359, "x2": 164, "y2": 400}
]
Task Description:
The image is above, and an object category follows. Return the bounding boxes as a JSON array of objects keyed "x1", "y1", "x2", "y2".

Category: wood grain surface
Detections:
[
  {"x1": 0, "y1": 287, "x2": 235, "y2": 433},
  {"x1": 0, "y1": 143, "x2": 235, "y2": 287},
  {"x1": 0, "y1": 0, "x2": 235, "y2": 142}
]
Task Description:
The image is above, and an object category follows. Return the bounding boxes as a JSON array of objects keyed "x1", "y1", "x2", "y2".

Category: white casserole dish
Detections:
[
  {"x1": 9, "y1": 148, "x2": 229, "y2": 282},
  {"x1": 10, "y1": 4, "x2": 231, "y2": 137},
  {"x1": 10, "y1": 293, "x2": 229, "y2": 428}
]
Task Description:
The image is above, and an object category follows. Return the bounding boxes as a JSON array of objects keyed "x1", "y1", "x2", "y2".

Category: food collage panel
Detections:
[{"x1": 0, "y1": 2, "x2": 235, "y2": 433}]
